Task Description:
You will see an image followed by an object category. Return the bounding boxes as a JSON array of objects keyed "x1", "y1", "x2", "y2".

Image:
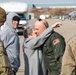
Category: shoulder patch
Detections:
[{"x1": 53, "y1": 38, "x2": 60, "y2": 45}]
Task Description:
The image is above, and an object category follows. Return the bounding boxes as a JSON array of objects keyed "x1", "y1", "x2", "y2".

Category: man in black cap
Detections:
[{"x1": 0, "y1": 12, "x2": 20, "y2": 75}]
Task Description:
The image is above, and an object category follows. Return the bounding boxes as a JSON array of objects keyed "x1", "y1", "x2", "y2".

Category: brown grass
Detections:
[{"x1": 28, "y1": 8, "x2": 74, "y2": 18}]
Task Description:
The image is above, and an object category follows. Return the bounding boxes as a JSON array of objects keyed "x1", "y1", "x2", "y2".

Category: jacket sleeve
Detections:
[
  {"x1": 25, "y1": 27, "x2": 53, "y2": 49},
  {"x1": 51, "y1": 37, "x2": 66, "y2": 73},
  {"x1": 61, "y1": 42, "x2": 76, "y2": 75}
]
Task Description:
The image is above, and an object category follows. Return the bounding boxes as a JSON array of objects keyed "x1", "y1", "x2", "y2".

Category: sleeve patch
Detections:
[{"x1": 53, "y1": 39, "x2": 60, "y2": 45}]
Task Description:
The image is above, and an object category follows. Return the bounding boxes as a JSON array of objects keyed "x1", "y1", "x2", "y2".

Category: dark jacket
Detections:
[{"x1": 42, "y1": 31, "x2": 66, "y2": 75}]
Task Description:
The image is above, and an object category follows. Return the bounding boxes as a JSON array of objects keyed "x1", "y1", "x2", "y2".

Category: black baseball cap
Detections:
[{"x1": 12, "y1": 16, "x2": 20, "y2": 21}]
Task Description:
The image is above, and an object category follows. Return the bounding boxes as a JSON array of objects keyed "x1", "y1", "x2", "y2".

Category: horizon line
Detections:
[{"x1": 28, "y1": 2, "x2": 76, "y2": 4}]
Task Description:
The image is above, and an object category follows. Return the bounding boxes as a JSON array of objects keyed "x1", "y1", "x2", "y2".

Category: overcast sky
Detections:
[{"x1": 0, "y1": 0, "x2": 76, "y2": 4}]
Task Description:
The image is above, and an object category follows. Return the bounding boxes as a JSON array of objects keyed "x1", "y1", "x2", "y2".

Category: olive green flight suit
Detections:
[
  {"x1": 0, "y1": 39, "x2": 14, "y2": 75},
  {"x1": 42, "y1": 31, "x2": 66, "y2": 75}
]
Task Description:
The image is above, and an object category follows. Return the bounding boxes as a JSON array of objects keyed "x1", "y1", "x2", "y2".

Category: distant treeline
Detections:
[{"x1": 28, "y1": 8, "x2": 74, "y2": 18}]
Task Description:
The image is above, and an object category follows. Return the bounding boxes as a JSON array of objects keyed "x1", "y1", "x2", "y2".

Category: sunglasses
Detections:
[{"x1": 37, "y1": 18, "x2": 48, "y2": 28}]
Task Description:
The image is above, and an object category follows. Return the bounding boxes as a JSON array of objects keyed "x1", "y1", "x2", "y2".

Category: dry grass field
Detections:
[{"x1": 29, "y1": 8, "x2": 74, "y2": 18}]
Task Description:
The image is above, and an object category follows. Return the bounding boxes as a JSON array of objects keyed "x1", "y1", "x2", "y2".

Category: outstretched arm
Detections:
[
  {"x1": 51, "y1": 22, "x2": 62, "y2": 28},
  {"x1": 25, "y1": 27, "x2": 53, "y2": 49}
]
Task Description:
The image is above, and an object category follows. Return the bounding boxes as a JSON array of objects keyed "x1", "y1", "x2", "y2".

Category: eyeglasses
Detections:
[{"x1": 37, "y1": 18, "x2": 48, "y2": 28}]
